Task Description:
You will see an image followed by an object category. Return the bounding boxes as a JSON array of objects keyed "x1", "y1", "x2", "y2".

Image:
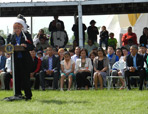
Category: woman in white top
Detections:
[
  {"x1": 60, "y1": 51, "x2": 75, "y2": 91},
  {"x1": 75, "y1": 48, "x2": 92, "y2": 90},
  {"x1": 115, "y1": 48, "x2": 125, "y2": 89}
]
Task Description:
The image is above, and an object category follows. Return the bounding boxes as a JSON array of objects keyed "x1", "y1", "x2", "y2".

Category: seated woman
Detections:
[
  {"x1": 58, "y1": 48, "x2": 65, "y2": 61},
  {"x1": 93, "y1": 48, "x2": 109, "y2": 90},
  {"x1": 60, "y1": 51, "x2": 75, "y2": 91},
  {"x1": 75, "y1": 48, "x2": 93, "y2": 90}
]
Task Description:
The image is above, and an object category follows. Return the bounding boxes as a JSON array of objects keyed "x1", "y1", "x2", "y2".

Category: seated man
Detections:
[
  {"x1": 0, "y1": 50, "x2": 6, "y2": 89},
  {"x1": 30, "y1": 49, "x2": 41, "y2": 90},
  {"x1": 39, "y1": 46, "x2": 60, "y2": 90},
  {"x1": 125, "y1": 45, "x2": 145, "y2": 90}
]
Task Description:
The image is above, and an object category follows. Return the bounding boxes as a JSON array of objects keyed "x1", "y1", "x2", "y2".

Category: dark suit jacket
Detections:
[
  {"x1": 7, "y1": 32, "x2": 34, "y2": 73},
  {"x1": 41, "y1": 55, "x2": 60, "y2": 73},
  {"x1": 126, "y1": 53, "x2": 144, "y2": 71},
  {"x1": 0, "y1": 56, "x2": 6, "y2": 71}
]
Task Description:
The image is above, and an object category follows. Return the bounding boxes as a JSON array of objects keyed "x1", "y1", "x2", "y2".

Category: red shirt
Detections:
[{"x1": 121, "y1": 32, "x2": 138, "y2": 46}]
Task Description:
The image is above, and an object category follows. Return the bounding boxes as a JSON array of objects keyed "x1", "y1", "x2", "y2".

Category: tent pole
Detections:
[{"x1": 78, "y1": 0, "x2": 83, "y2": 48}]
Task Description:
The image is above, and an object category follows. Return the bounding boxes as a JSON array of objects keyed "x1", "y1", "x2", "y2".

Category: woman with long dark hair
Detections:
[
  {"x1": 75, "y1": 48, "x2": 92, "y2": 90},
  {"x1": 93, "y1": 48, "x2": 109, "y2": 90}
]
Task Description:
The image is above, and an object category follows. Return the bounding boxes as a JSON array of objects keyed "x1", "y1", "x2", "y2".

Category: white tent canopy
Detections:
[{"x1": 101, "y1": 13, "x2": 148, "y2": 47}]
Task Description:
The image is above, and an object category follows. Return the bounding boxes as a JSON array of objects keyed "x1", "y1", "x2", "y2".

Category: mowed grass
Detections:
[{"x1": 0, "y1": 89, "x2": 148, "y2": 114}]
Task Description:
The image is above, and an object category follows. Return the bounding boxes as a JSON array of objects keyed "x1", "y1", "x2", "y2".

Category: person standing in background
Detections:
[
  {"x1": 87, "y1": 20, "x2": 99, "y2": 43},
  {"x1": 99, "y1": 26, "x2": 109, "y2": 50}
]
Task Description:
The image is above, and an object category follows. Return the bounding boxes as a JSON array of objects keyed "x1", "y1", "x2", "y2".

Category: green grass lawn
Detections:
[{"x1": 0, "y1": 89, "x2": 148, "y2": 114}]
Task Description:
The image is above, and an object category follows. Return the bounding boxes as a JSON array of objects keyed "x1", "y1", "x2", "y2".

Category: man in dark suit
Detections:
[
  {"x1": 7, "y1": 19, "x2": 34, "y2": 100},
  {"x1": 39, "y1": 46, "x2": 60, "y2": 90},
  {"x1": 125, "y1": 45, "x2": 145, "y2": 90},
  {"x1": 0, "y1": 50, "x2": 6, "y2": 89}
]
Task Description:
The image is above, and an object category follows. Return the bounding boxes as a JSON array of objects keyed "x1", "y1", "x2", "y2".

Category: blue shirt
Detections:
[
  {"x1": 71, "y1": 54, "x2": 79, "y2": 63},
  {"x1": 132, "y1": 54, "x2": 137, "y2": 70},
  {"x1": 107, "y1": 53, "x2": 119, "y2": 62},
  {"x1": 48, "y1": 56, "x2": 53, "y2": 70},
  {"x1": 15, "y1": 35, "x2": 22, "y2": 58}
]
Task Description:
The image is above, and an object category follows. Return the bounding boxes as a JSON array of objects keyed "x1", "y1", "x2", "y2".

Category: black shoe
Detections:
[{"x1": 25, "y1": 97, "x2": 31, "y2": 101}]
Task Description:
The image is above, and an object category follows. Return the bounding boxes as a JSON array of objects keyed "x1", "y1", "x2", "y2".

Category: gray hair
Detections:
[{"x1": 130, "y1": 45, "x2": 138, "y2": 50}]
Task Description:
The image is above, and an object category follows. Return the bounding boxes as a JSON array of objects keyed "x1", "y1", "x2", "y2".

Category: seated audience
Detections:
[
  {"x1": 89, "y1": 51, "x2": 98, "y2": 66},
  {"x1": 37, "y1": 51, "x2": 43, "y2": 61},
  {"x1": 69, "y1": 48, "x2": 75, "y2": 57},
  {"x1": 33, "y1": 29, "x2": 44, "y2": 47},
  {"x1": 115, "y1": 48, "x2": 125, "y2": 89},
  {"x1": 107, "y1": 46, "x2": 119, "y2": 88},
  {"x1": 30, "y1": 50, "x2": 41, "y2": 90},
  {"x1": 93, "y1": 48, "x2": 109, "y2": 90},
  {"x1": 125, "y1": 45, "x2": 145, "y2": 90},
  {"x1": 0, "y1": 50, "x2": 6, "y2": 89},
  {"x1": 36, "y1": 34, "x2": 49, "y2": 51},
  {"x1": 58, "y1": 48, "x2": 65, "y2": 61},
  {"x1": 71, "y1": 46, "x2": 81, "y2": 63},
  {"x1": 39, "y1": 46, "x2": 60, "y2": 90},
  {"x1": 75, "y1": 48, "x2": 92, "y2": 90},
  {"x1": 4, "y1": 53, "x2": 12, "y2": 90},
  {"x1": 60, "y1": 52, "x2": 75, "y2": 91},
  {"x1": 85, "y1": 39, "x2": 96, "y2": 55}
]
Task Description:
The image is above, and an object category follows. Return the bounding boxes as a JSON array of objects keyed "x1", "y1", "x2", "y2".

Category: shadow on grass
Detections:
[{"x1": 39, "y1": 99, "x2": 89, "y2": 105}]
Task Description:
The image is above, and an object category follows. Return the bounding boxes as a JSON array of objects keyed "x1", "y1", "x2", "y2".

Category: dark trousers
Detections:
[
  {"x1": 30, "y1": 73, "x2": 40, "y2": 90},
  {"x1": 39, "y1": 71, "x2": 59, "y2": 90},
  {"x1": 76, "y1": 71, "x2": 91, "y2": 88},
  {"x1": 4, "y1": 72, "x2": 12, "y2": 90},
  {"x1": 14, "y1": 59, "x2": 32, "y2": 98},
  {"x1": 99, "y1": 38, "x2": 108, "y2": 50},
  {"x1": 125, "y1": 69, "x2": 145, "y2": 90}
]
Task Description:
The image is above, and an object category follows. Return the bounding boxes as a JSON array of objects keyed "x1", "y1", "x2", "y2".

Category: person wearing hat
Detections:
[
  {"x1": 87, "y1": 20, "x2": 99, "y2": 43},
  {"x1": 6, "y1": 18, "x2": 34, "y2": 100}
]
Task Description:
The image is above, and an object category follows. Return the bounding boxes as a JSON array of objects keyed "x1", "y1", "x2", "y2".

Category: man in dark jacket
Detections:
[
  {"x1": 125, "y1": 45, "x2": 145, "y2": 90},
  {"x1": 39, "y1": 46, "x2": 60, "y2": 90}
]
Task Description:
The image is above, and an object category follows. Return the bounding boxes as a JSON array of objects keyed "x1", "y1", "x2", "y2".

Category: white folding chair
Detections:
[{"x1": 107, "y1": 61, "x2": 126, "y2": 90}]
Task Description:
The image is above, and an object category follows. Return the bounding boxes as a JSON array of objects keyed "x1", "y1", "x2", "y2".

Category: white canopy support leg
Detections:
[{"x1": 78, "y1": 1, "x2": 83, "y2": 48}]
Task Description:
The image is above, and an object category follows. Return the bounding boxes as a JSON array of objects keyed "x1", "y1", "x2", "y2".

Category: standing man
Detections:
[
  {"x1": 39, "y1": 46, "x2": 60, "y2": 90},
  {"x1": 72, "y1": 18, "x2": 87, "y2": 46},
  {"x1": 125, "y1": 45, "x2": 145, "y2": 90},
  {"x1": 48, "y1": 15, "x2": 65, "y2": 32},
  {"x1": 6, "y1": 18, "x2": 34, "y2": 100}
]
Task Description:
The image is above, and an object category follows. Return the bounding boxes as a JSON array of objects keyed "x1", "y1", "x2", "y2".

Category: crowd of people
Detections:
[{"x1": 0, "y1": 15, "x2": 148, "y2": 100}]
